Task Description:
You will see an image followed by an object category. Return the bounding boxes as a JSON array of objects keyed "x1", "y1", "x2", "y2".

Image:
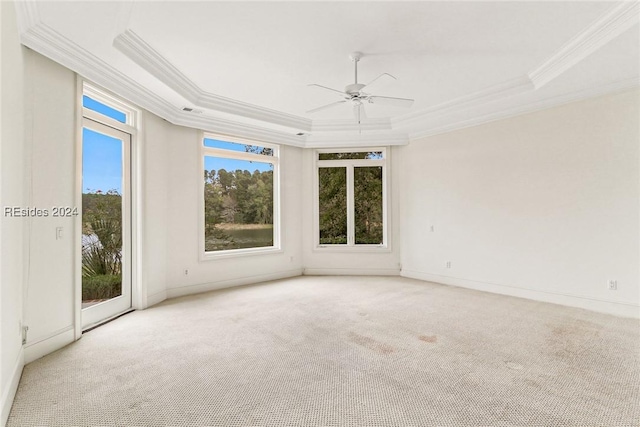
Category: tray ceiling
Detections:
[{"x1": 16, "y1": 1, "x2": 640, "y2": 147}]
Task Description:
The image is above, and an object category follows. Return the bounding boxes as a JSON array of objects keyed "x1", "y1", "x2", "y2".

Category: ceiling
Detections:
[{"x1": 15, "y1": 1, "x2": 640, "y2": 147}]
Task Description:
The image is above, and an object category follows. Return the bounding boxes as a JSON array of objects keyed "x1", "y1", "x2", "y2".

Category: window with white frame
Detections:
[
  {"x1": 316, "y1": 149, "x2": 387, "y2": 247},
  {"x1": 202, "y1": 135, "x2": 279, "y2": 254}
]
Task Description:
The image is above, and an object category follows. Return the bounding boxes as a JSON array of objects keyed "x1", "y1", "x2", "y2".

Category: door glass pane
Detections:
[
  {"x1": 204, "y1": 156, "x2": 274, "y2": 251},
  {"x1": 82, "y1": 128, "x2": 123, "y2": 308},
  {"x1": 354, "y1": 166, "x2": 383, "y2": 244},
  {"x1": 318, "y1": 167, "x2": 347, "y2": 244}
]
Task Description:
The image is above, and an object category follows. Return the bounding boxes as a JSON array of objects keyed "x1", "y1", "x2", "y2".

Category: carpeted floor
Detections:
[{"x1": 8, "y1": 276, "x2": 640, "y2": 426}]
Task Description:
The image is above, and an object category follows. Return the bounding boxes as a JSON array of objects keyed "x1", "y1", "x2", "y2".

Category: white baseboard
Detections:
[
  {"x1": 1, "y1": 348, "x2": 24, "y2": 427},
  {"x1": 303, "y1": 268, "x2": 400, "y2": 276},
  {"x1": 24, "y1": 327, "x2": 75, "y2": 364},
  {"x1": 401, "y1": 270, "x2": 640, "y2": 319},
  {"x1": 166, "y1": 268, "x2": 303, "y2": 299},
  {"x1": 146, "y1": 290, "x2": 167, "y2": 308}
]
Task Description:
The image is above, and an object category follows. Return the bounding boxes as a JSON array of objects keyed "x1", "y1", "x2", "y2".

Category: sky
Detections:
[
  {"x1": 82, "y1": 127, "x2": 123, "y2": 194},
  {"x1": 204, "y1": 138, "x2": 273, "y2": 173},
  {"x1": 82, "y1": 97, "x2": 272, "y2": 195},
  {"x1": 82, "y1": 96, "x2": 125, "y2": 194}
]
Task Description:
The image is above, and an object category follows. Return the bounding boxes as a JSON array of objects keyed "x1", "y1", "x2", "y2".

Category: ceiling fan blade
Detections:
[
  {"x1": 368, "y1": 96, "x2": 414, "y2": 108},
  {"x1": 362, "y1": 73, "x2": 396, "y2": 90},
  {"x1": 308, "y1": 84, "x2": 345, "y2": 96},
  {"x1": 307, "y1": 100, "x2": 347, "y2": 114},
  {"x1": 353, "y1": 103, "x2": 367, "y2": 124}
]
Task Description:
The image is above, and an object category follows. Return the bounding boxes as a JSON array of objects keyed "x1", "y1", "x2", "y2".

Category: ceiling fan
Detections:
[{"x1": 307, "y1": 52, "x2": 414, "y2": 124}]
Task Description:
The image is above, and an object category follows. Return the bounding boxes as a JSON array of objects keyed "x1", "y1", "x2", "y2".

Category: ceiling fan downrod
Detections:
[{"x1": 349, "y1": 51, "x2": 362, "y2": 84}]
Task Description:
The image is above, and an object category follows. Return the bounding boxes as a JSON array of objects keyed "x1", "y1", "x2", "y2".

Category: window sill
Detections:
[
  {"x1": 313, "y1": 245, "x2": 391, "y2": 254},
  {"x1": 201, "y1": 246, "x2": 283, "y2": 261}
]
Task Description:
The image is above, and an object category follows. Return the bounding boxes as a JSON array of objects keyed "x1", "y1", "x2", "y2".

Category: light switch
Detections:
[{"x1": 56, "y1": 227, "x2": 63, "y2": 240}]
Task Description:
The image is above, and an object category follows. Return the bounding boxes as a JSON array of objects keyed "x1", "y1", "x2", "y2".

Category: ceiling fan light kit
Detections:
[{"x1": 307, "y1": 52, "x2": 415, "y2": 124}]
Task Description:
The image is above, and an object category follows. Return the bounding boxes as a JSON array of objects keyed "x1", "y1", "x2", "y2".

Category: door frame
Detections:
[
  {"x1": 80, "y1": 119, "x2": 132, "y2": 330},
  {"x1": 74, "y1": 80, "x2": 142, "y2": 338}
]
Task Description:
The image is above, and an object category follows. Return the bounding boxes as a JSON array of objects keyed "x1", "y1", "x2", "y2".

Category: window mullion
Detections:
[{"x1": 347, "y1": 165, "x2": 355, "y2": 246}]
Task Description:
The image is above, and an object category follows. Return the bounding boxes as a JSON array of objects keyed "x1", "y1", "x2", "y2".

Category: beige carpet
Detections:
[{"x1": 8, "y1": 276, "x2": 640, "y2": 426}]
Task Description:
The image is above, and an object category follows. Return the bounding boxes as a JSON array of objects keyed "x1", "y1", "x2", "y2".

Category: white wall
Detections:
[
  {"x1": 400, "y1": 89, "x2": 640, "y2": 318},
  {"x1": 1, "y1": 2, "x2": 26, "y2": 424},
  {"x1": 142, "y1": 120, "x2": 304, "y2": 300},
  {"x1": 21, "y1": 50, "x2": 77, "y2": 361},
  {"x1": 140, "y1": 112, "x2": 170, "y2": 306},
  {"x1": 300, "y1": 147, "x2": 401, "y2": 276}
]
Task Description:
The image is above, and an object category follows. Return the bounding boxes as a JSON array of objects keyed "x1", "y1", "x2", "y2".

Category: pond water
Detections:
[{"x1": 206, "y1": 226, "x2": 273, "y2": 251}]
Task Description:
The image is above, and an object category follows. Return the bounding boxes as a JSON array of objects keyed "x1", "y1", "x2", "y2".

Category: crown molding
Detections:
[
  {"x1": 17, "y1": 16, "x2": 314, "y2": 147},
  {"x1": 408, "y1": 77, "x2": 640, "y2": 141},
  {"x1": 312, "y1": 118, "x2": 392, "y2": 132},
  {"x1": 305, "y1": 132, "x2": 409, "y2": 148},
  {"x1": 14, "y1": 2, "x2": 639, "y2": 150},
  {"x1": 113, "y1": 29, "x2": 312, "y2": 132},
  {"x1": 393, "y1": 75, "x2": 534, "y2": 130},
  {"x1": 529, "y1": 1, "x2": 640, "y2": 89},
  {"x1": 172, "y1": 111, "x2": 306, "y2": 147},
  {"x1": 14, "y1": 1, "x2": 40, "y2": 34}
]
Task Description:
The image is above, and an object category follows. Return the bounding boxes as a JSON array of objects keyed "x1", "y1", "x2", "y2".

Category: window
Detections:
[
  {"x1": 202, "y1": 135, "x2": 279, "y2": 255},
  {"x1": 82, "y1": 83, "x2": 136, "y2": 127},
  {"x1": 316, "y1": 149, "x2": 387, "y2": 248}
]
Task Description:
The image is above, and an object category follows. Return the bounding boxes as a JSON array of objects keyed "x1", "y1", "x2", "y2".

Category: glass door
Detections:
[{"x1": 81, "y1": 118, "x2": 131, "y2": 329}]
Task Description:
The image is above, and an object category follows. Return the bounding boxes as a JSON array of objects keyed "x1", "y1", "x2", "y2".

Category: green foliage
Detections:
[
  {"x1": 318, "y1": 161, "x2": 384, "y2": 245},
  {"x1": 82, "y1": 192, "x2": 122, "y2": 235},
  {"x1": 204, "y1": 167, "x2": 274, "y2": 251},
  {"x1": 204, "y1": 169, "x2": 273, "y2": 223},
  {"x1": 354, "y1": 167, "x2": 383, "y2": 244},
  {"x1": 82, "y1": 191, "x2": 123, "y2": 283},
  {"x1": 318, "y1": 168, "x2": 347, "y2": 244},
  {"x1": 82, "y1": 274, "x2": 121, "y2": 301}
]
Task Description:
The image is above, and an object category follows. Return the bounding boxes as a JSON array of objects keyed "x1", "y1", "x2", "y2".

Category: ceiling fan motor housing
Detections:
[{"x1": 345, "y1": 83, "x2": 366, "y2": 95}]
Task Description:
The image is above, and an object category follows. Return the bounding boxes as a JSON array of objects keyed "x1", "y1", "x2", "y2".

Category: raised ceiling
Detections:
[{"x1": 16, "y1": 1, "x2": 640, "y2": 147}]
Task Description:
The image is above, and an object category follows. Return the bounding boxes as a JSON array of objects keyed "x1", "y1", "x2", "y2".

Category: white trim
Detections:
[
  {"x1": 401, "y1": 270, "x2": 640, "y2": 319},
  {"x1": 303, "y1": 268, "x2": 400, "y2": 276},
  {"x1": 16, "y1": 1, "x2": 638, "y2": 148},
  {"x1": 14, "y1": 2, "x2": 638, "y2": 149},
  {"x1": 314, "y1": 148, "x2": 389, "y2": 250},
  {"x1": 24, "y1": 327, "x2": 75, "y2": 364},
  {"x1": 1, "y1": 349, "x2": 24, "y2": 427},
  {"x1": 14, "y1": 0, "x2": 39, "y2": 34},
  {"x1": 80, "y1": 119, "x2": 133, "y2": 329},
  {"x1": 165, "y1": 269, "x2": 302, "y2": 299},
  {"x1": 200, "y1": 133, "x2": 281, "y2": 259},
  {"x1": 146, "y1": 290, "x2": 167, "y2": 308},
  {"x1": 311, "y1": 118, "x2": 392, "y2": 132},
  {"x1": 407, "y1": 78, "x2": 640, "y2": 140},
  {"x1": 394, "y1": 76, "x2": 534, "y2": 129},
  {"x1": 306, "y1": 132, "x2": 409, "y2": 148},
  {"x1": 74, "y1": 76, "x2": 83, "y2": 341},
  {"x1": 113, "y1": 29, "x2": 311, "y2": 131},
  {"x1": 83, "y1": 82, "x2": 137, "y2": 127},
  {"x1": 79, "y1": 81, "x2": 142, "y2": 325},
  {"x1": 529, "y1": 1, "x2": 640, "y2": 89}
]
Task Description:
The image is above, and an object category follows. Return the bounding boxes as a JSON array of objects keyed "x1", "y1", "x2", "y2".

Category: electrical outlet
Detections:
[
  {"x1": 184, "y1": 269, "x2": 189, "y2": 276},
  {"x1": 446, "y1": 261, "x2": 452, "y2": 269},
  {"x1": 607, "y1": 280, "x2": 617, "y2": 290}
]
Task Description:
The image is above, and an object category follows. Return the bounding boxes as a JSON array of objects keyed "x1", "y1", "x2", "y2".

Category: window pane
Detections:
[
  {"x1": 82, "y1": 95, "x2": 127, "y2": 123},
  {"x1": 318, "y1": 167, "x2": 347, "y2": 244},
  {"x1": 204, "y1": 156, "x2": 274, "y2": 251},
  {"x1": 81, "y1": 128, "x2": 123, "y2": 306},
  {"x1": 319, "y1": 151, "x2": 383, "y2": 160},
  {"x1": 204, "y1": 138, "x2": 273, "y2": 156},
  {"x1": 354, "y1": 167, "x2": 383, "y2": 245}
]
